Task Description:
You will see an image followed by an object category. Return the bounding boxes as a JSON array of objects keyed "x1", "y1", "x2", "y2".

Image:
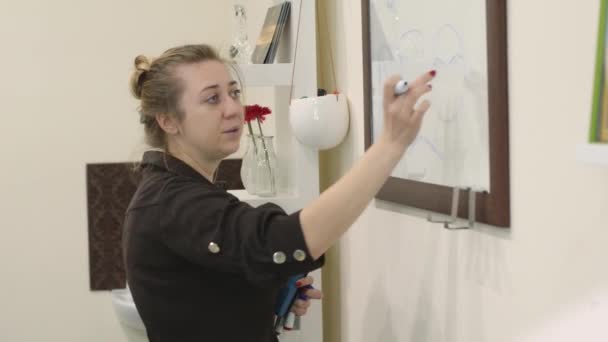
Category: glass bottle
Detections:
[{"x1": 230, "y1": 4, "x2": 253, "y2": 64}]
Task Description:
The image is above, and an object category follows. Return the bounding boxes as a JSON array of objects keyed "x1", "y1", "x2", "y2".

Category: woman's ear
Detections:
[{"x1": 155, "y1": 113, "x2": 180, "y2": 135}]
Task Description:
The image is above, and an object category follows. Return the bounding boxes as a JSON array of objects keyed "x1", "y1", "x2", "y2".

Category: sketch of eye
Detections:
[{"x1": 396, "y1": 29, "x2": 424, "y2": 62}]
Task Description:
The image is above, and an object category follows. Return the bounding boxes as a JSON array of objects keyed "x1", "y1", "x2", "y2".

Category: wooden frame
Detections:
[{"x1": 361, "y1": 0, "x2": 511, "y2": 227}]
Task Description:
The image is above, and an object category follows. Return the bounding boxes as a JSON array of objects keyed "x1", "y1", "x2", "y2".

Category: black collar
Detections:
[{"x1": 141, "y1": 150, "x2": 213, "y2": 185}]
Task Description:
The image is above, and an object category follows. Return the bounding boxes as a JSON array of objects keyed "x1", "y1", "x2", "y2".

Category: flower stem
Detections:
[{"x1": 246, "y1": 121, "x2": 258, "y2": 154}]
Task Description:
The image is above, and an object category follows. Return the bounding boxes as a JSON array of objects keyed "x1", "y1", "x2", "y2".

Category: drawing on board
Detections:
[
  {"x1": 362, "y1": 0, "x2": 511, "y2": 227},
  {"x1": 369, "y1": 0, "x2": 490, "y2": 191}
]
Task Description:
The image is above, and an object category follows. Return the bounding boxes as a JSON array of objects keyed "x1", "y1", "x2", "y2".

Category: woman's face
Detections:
[{"x1": 173, "y1": 60, "x2": 244, "y2": 161}]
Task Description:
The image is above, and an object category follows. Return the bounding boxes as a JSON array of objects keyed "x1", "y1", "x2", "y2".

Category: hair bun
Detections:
[
  {"x1": 130, "y1": 55, "x2": 151, "y2": 99},
  {"x1": 134, "y1": 55, "x2": 151, "y2": 72}
]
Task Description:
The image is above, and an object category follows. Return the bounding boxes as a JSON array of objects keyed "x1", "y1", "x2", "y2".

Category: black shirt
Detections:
[{"x1": 123, "y1": 151, "x2": 324, "y2": 342}]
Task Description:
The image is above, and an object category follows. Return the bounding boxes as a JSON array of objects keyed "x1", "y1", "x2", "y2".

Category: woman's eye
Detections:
[
  {"x1": 206, "y1": 95, "x2": 219, "y2": 104},
  {"x1": 231, "y1": 89, "x2": 242, "y2": 98}
]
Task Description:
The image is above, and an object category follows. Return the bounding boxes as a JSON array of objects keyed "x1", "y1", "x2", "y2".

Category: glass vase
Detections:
[
  {"x1": 240, "y1": 134, "x2": 258, "y2": 195},
  {"x1": 253, "y1": 135, "x2": 277, "y2": 197},
  {"x1": 240, "y1": 134, "x2": 277, "y2": 196}
]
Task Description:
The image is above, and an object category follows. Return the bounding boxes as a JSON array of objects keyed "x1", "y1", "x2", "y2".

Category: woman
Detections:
[{"x1": 124, "y1": 44, "x2": 433, "y2": 342}]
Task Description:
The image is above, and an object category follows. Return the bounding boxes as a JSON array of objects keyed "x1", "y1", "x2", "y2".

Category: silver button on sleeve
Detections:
[
  {"x1": 208, "y1": 242, "x2": 220, "y2": 254},
  {"x1": 273, "y1": 251, "x2": 286, "y2": 264},
  {"x1": 293, "y1": 249, "x2": 307, "y2": 262}
]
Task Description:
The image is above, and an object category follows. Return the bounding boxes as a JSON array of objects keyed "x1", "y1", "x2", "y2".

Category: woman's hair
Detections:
[{"x1": 129, "y1": 44, "x2": 232, "y2": 148}]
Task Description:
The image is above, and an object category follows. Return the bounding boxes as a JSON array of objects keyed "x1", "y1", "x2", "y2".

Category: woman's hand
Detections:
[
  {"x1": 290, "y1": 275, "x2": 323, "y2": 317},
  {"x1": 379, "y1": 71, "x2": 435, "y2": 153}
]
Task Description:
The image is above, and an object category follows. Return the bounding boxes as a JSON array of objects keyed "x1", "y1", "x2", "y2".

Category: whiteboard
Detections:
[{"x1": 369, "y1": 0, "x2": 491, "y2": 191}]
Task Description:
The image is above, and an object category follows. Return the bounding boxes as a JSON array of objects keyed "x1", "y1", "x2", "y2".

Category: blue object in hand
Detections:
[
  {"x1": 275, "y1": 274, "x2": 305, "y2": 318},
  {"x1": 275, "y1": 273, "x2": 312, "y2": 334}
]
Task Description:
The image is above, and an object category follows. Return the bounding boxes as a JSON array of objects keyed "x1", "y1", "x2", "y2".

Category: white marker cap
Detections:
[{"x1": 394, "y1": 79, "x2": 409, "y2": 95}]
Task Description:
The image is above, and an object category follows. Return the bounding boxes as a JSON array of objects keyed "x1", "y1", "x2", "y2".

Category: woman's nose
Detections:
[{"x1": 224, "y1": 97, "x2": 243, "y2": 119}]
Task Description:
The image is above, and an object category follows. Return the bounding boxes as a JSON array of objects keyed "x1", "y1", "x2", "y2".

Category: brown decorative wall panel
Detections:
[
  {"x1": 86, "y1": 159, "x2": 243, "y2": 291},
  {"x1": 86, "y1": 163, "x2": 139, "y2": 291}
]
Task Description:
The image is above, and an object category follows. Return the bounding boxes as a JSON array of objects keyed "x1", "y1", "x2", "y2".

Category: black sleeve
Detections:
[{"x1": 158, "y1": 177, "x2": 324, "y2": 286}]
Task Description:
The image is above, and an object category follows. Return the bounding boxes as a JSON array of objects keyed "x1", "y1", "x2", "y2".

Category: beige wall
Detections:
[
  {"x1": 319, "y1": 1, "x2": 608, "y2": 341},
  {"x1": 4, "y1": 0, "x2": 608, "y2": 341},
  {"x1": 0, "y1": 1, "x2": 231, "y2": 340}
]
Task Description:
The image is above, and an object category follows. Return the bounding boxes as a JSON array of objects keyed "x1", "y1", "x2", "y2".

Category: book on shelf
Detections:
[
  {"x1": 251, "y1": 2, "x2": 291, "y2": 64},
  {"x1": 265, "y1": 2, "x2": 291, "y2": 63}
]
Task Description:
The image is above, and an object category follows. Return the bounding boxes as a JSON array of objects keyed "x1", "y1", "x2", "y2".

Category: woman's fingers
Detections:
[
  {"x1": 401, "y1": 74, "x2": 434, "y2": 115},
  {"x1": 383, "y1": 75, "x2": 407, "y2": 120},
  {"x1": 380, "y1": 70, "x2": 435, "y2": 147},
  {"x1": 407, "y1": 99, "x2": 431, "y2": 141},
  {"x1": 384, "y1": 71, "x2": 435, "y2": 120},
  {"x1": 383, "y1": 74, "x2": 404, "y2": 109},
  {"x1": 414, "y1": 99, "x2": 432, "y2": 118},
  {"x1": 295, "y1": 276, "x2": 314, "y2": 288},
  {"x1": 406, "y1": 70, "x2": 436, "y2": 91},
  {"x1": 303, "y1": 288, "x2": 323, "y2": 300},
  {"x1": 292, "y1": 299, "x2": 311, "y2": 309},
  {"x1": 291, "y1": 306, "x2": 307, "y2": 316},
  {"x1": 291, "y1": 299, "x2": 310, "y2": 316},
  {"x1": 290, "y1": 275, "x2": 323, "y2": 317}
]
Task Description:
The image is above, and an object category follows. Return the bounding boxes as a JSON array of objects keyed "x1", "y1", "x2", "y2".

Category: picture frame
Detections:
[{"x1": 361, "y1": 0, "x2": 511, "y2": 227}]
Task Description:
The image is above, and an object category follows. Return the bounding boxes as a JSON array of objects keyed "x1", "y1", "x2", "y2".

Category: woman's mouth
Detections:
[{"x1": 223, "y1": 127, "x2": 240, "y2": 134}]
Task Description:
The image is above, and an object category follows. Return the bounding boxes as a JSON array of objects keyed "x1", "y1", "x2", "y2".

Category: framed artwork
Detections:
[{"x1": 361, "y1": 0, "x2": 511, "y2": 227}]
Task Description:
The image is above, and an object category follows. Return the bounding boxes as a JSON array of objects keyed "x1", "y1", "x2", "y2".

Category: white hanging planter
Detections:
[{"x1": 288, "y1": 94, "x2": 350, "y2": 150}]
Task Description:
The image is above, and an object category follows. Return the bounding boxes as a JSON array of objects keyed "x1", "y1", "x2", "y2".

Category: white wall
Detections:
[
  {"x1": 0, "y1": 1, "x2": 232, "y2": 340},
  {"x1": 319, "y1": 0, "x2": 608, "y2": 341}
]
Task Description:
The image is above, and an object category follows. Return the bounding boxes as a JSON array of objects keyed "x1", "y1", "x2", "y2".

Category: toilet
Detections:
[{"x1": 111, "y1": 288, "x2": 149, "y2": 342}]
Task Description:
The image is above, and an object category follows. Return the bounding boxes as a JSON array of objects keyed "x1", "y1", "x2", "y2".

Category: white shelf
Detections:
[
  {"x1": 229, "y1": 189, "x2": 293, "y2": 202},
  {"x1": 237, "y1": 63, "x2": 294, "y2": 87},
  {"x1": 228, "y1": 189, "x2": 302, "y2": 213},
  {"x1": 577, "y1": 143, "x2": 608, "y2": 166}
]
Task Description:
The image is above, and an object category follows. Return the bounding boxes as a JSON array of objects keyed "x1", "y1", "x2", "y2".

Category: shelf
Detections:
[
  {"x1": 577, "y1": 143, "x2": 608, "y2": 166},
  {"x1": 229, "y1": 189, "x2": 293, "y2": 201},
  {"x1": 228, "y1": 189, "x2": 303, "y2": 213},
  {"x1": 236, "y1": 63, "x2": 294, "y2": 87}
]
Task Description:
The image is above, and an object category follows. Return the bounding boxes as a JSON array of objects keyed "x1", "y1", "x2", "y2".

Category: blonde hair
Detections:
[{"x1": 129, "y1": 44, "x2": 231, "y2": 148}]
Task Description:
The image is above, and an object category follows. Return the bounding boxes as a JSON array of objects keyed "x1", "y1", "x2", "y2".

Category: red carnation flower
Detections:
[{"x1": 245, "y1": 104, "x2": 272, "y2": 123}]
